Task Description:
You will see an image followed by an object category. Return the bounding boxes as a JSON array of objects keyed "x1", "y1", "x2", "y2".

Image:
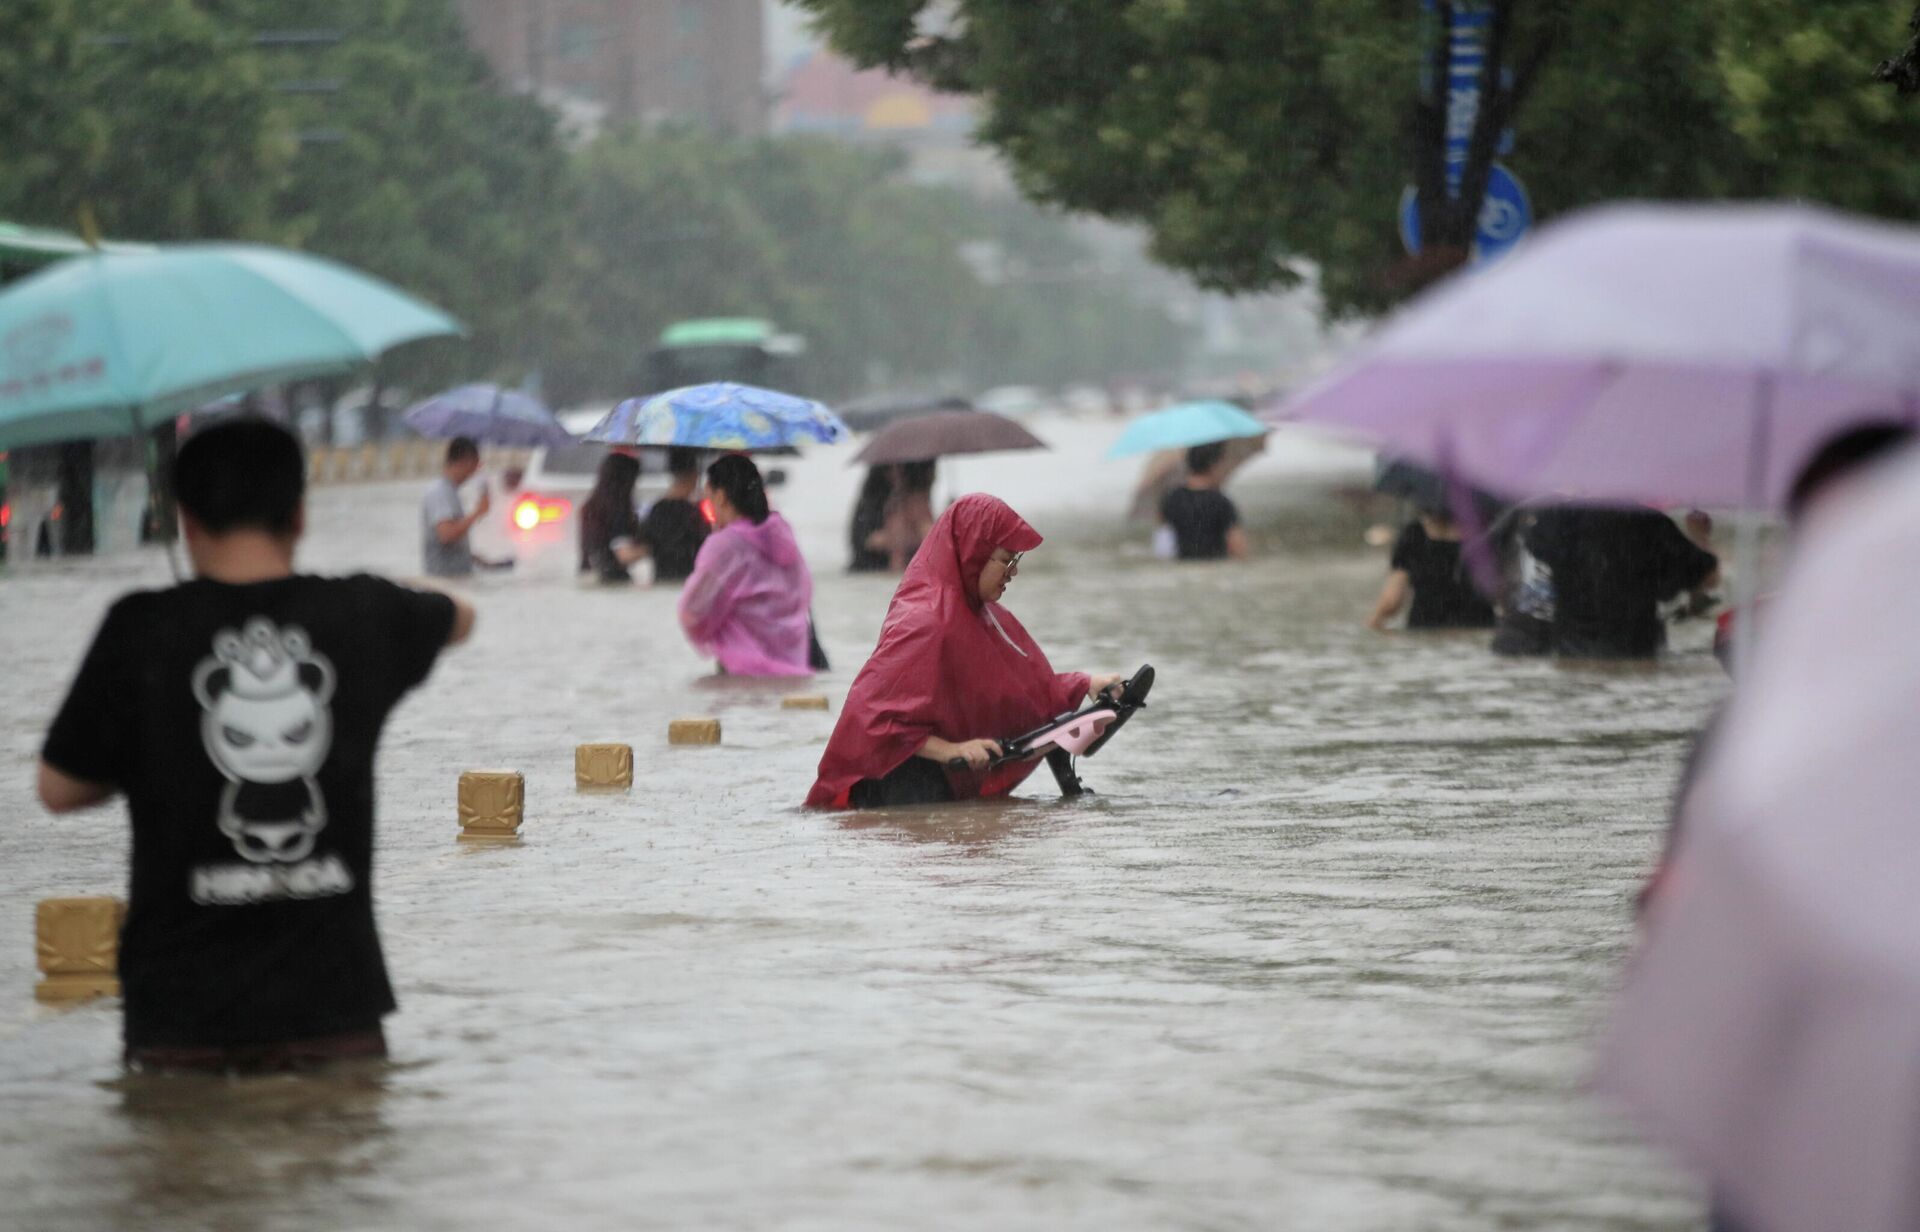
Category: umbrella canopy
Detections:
[
  {"x1": 838, "y1": 391, "x2": 974, "y2": 434},
  {"x1": 851, "y1": 409, "x2": 1046, "y2": 466},
  {"x1": 0, "y1": 244, "x2": 461, "y2": 450},
  {"x1": 1108, "y1": 400, "x2": 1269, "y2": 458},
  {"x1": 583, "y1": 382, "x2": 846, "y2": 451},
  {"x1": 1273, "y1": 202, "x2": 1920, "y2": 511},
  {"x1": 402, "y1": 383, "x2": 571, "y2": 448},
  {"x1": 1598, "y1": 445, "x2": 1920, "y2": 1232}
]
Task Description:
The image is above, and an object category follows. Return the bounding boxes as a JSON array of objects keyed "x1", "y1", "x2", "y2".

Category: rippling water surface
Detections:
[{"x1": 0, "y1": 417, "x2": 1723, "y2": 1230}]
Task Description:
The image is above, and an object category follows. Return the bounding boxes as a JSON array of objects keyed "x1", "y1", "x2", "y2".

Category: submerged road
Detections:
[{"x1": 0, "y1": 416, "x2": 1720, "y2": 1230}]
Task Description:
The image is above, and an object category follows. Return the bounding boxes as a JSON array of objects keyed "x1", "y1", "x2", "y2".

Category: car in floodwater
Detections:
[{"x1": 496, "y1": 408, "x2": 675, "y2": 576}]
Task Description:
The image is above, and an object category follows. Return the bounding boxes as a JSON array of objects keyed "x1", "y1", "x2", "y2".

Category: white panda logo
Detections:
[{"x1": 191, "y1": 618, "x2": 336, "y2": 864}]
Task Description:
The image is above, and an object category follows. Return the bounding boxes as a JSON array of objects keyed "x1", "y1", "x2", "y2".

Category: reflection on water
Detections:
[
  {"x1": 100, "y1": 1065, "x2": 393, "y2": 1227},
  {"x1": 0, "y1": 418, "x2": 1719, "y2": 1229}
]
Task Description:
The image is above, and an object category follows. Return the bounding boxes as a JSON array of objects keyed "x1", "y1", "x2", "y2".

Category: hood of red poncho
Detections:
[{"x1": 805, "y1": 494, "x2": 1088, "y2": 808}]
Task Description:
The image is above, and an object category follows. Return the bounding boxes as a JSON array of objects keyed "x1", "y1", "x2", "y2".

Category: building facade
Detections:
[{"x1": 458, "y1": 0, "x2": 766, "y2": 134}]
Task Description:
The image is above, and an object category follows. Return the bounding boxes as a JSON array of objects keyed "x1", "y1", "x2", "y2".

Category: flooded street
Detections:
[{"x1": 0, "y1": 415, "x2": 1723, "y2": 1230}]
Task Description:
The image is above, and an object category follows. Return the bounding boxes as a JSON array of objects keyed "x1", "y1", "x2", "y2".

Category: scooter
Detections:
[{"x1": 949, "y1": 664, "x2": 1156, "y2": 797}]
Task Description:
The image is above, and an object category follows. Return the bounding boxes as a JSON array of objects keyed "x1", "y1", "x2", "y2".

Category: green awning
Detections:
[{"x1": 656, "y1": 317, "x2": 775, "y2": 348}]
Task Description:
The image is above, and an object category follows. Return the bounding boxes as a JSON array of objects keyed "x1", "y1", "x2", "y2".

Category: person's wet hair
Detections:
[
  {"x1": 1787, "y1": 421, "x2": 1916, "y2": 521},
  {"x1": 1187, "y1": 441, "x2": 1226, "y2": 475},
  {"x1": 585, "y1": 452, "x2": 641, "y2": 527},
  {"x1": 858, "y1": 466, "x2": 893, "y2": 504},
  {"x1": 667, "y1": 446, "x2": 701, "y2": 478},
  {"x1": 445, "y1": 436, "x2": 479, "y2": 466},
  {"x1": 172, "y1": 417, "x2": 305, "y2": 537},
  {"x1": 707, "y1": 453, "x2": 770, "y2": 524},
  {"x1": 900, "y1": 460, "x2": 936, "y2": 492}
]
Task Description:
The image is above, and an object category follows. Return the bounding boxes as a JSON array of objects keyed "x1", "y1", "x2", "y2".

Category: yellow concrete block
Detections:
[
  {"x1": 668, "y1": 718, "x2": 722, "y2": 746},
  {"x1": 575, "y1": 743, "x2": 633, "y2": 789},
  {"x1": 35, "y1": 896, "x2": 125, "y2": 1004},
  {"x1": 458, "y1": 770, "x2": 525, "y2": 842},
  {"x1": 781, "y1": 695, "x2": 830, "y2": 711}
]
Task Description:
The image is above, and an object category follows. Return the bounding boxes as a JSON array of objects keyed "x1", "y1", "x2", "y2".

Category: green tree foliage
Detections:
[
  {"x1": 0, "y1": 0, "x2": 293, "y2": 241},
  {"x1": 543, "y1": 129, "x2": 1188, "y2": 404},
  {"x1": 200, "y1": 0, "x2": 570, "y2": 388},
  {"x1": 794, "y1": 0, "x2": 1920, "y2": 313},
  {"x1": 0, "y1": 0, "x2": 1184, "y2": 404}
]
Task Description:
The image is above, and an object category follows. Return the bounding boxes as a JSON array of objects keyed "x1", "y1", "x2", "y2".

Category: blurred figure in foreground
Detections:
[
  {"x1": 678, "y1": 454, "x2": 814, "y2": 677},
  {"x1": 641, "y1": 446, "x2": 709, "y2": 584},
  {"x1": 807, "y1": 494, "x2": 1119, "y2": 809},
  {"x1": 1714, "y1": 422, "x2": 1916, "y2": 670},
  {"x1": 578, "y1": 452, "x2": 644, "y2": 584},
  {"x1": 36, "y1": 418, "x2": 474, "y2": 1073},
  {"x1": 1366, "y1": 504, "x2": 1496, "y2": 631},
  {"x1": 1160, "y1": 442, "x2": 1249, "y2": 561},
  {"x1": 1600, "y1": 442, "x2": 1920, "y2": 1232},
  {"x1": 421, "y1": 436, "x2": 510, "y2": 577},
  {"x1": 1523, "y1": 505, "x2": 1717, "y2": 658}
]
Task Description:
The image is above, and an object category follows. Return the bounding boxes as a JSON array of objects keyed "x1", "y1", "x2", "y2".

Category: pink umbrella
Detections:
[
  {"x1": 1597, "y1": 445, "x2": 1920, "y2": 1232},
  {"x1": 1274, "y1": 202, "x2": 1920, "y2": 511}
]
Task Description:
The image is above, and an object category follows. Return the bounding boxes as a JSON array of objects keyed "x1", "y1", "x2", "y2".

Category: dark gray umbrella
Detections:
[{"x1": 851, "y1": 409, "x2": 1047, "y2": 466}]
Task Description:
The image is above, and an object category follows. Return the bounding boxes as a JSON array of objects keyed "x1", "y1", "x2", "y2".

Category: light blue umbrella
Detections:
[
  {"x1": 1107, "y1": 400, "x2": 1270, "y2": 458},
  {"x1": 583, "y1": 382, "x2": 847, "y2": 451},
  {"x1": 402, "y1": 383, "x2": 571, "y2": 448},
  {"x1": 0, "y1": 244, "x2": 461, "y2": 449}
]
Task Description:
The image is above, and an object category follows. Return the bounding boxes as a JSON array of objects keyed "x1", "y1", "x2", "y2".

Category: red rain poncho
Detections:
[{"x1": 806, "y1": 494, "x2": 1090, "y2": 808}]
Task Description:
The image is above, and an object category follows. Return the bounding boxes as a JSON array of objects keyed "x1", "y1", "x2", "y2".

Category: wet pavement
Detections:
[{"x1": 0, "y1": 416, "x2": 1722, "y2": 1230}]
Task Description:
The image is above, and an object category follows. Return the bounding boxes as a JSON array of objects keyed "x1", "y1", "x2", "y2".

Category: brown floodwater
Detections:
[{"x1": 0, "y1": 417, "x2": 1722, "y2": 1230}]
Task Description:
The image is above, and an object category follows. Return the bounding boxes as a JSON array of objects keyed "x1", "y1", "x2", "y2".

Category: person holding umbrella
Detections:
[
  {"x1": 1109, "y1": 401, "x2": 1266, "y2": 561},
  {"x1": 1161, "y1": 441, "x2": 1250, "y2": 561},
  {"x1": 847, "y1": 407, "x2": 1047, "y2": 574},
  {"x1": 578, "y1": 451, "x2": 646, "y2": 584},
  {"x1": 677, "y1": 455, "x2": 815, "y2": 677},
  {"x1": 640, "y1": 446, "x2": 711, "y2": 584}
]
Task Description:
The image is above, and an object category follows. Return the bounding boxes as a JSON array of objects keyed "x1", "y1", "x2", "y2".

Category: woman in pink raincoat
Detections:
[{"x1": 677, "y1": 455, "x2": 815, "y2": 677}]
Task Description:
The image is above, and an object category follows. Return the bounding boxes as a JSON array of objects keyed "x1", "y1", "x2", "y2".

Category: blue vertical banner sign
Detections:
[
  {"x1": 1442, "y1": 1, "x2": 1494, "y2": 199},
  {"x1": 1403, "y1": 0, "x2": 1530, "y2": 265}
]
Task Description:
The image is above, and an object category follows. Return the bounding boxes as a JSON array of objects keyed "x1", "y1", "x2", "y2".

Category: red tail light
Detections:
[{"x1": 512, "y1": 495, "x2": 570, "y2": 531}]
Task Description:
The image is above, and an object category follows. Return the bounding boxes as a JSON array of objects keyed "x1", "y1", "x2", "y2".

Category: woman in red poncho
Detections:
[{"x1": 807, "y1": 494, "x2": 1120, "y2": 809}]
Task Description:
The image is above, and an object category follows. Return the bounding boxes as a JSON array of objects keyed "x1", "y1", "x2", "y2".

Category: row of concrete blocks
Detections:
[
  {"x1": 458, "y1": 698, "x2": 830, "y2": 840},
  {"x1": 306, "y1": 441, "x2": 531, "y2": 486},
  {"x1": 32, "y1": 697, "x2": 833, "y2": 1004}
]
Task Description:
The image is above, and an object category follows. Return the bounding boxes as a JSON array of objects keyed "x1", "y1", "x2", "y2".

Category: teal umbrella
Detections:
[
  {"x1": 1107, "y1": 400, "x2": 1270, "y2": 458},
  {"x1": 0, "y1": 244, "x2": 461, "y2": 449}
]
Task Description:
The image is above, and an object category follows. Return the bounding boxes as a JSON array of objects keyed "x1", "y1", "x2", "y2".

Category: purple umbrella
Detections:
[
  {"x1": 1598, "y1": 445, "x2": 1920, "y2": 1232},
  {"x1": 1273, "y1": 202, "x2": 1920, "y2": 512},
  {"x1": 402, "y1": 383, "x2": 572, "y2": 448},
  {"x1": 850, "y1": 409, "x2": 1047, "y2": 466}
]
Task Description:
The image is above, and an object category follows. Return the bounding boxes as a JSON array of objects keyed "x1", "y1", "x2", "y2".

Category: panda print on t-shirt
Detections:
[{"x1": 190, "y1": 617, "x2": 342, "y2": 873}]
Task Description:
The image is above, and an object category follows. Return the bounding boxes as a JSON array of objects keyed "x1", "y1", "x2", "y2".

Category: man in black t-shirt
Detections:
[
  {"x1": 640, "y1": 446, "x2": 711, "y2": 583},
  {"x1": 1160, "y1": 442, "x2": 1249, "y2": 561},
  {"x1": 36, "y1": 419, "x2": 475, "y2": 1072},
  {"x1": 1523, "y1": 505, "x2": 1717, "y2": 659}
]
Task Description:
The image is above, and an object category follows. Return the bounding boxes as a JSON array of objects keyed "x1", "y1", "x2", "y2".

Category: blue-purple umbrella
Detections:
[
  {"x1": 583, "y1": 382, "x2": 846, "y2": 451},
  {"x1": 402, "y1": 383, "x2": 572, "y2": 448}
]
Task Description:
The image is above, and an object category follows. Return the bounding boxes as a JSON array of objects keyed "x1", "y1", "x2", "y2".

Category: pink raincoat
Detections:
[{"x1": 677, "y1": 512, "x2": 814, "y2": 677}]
